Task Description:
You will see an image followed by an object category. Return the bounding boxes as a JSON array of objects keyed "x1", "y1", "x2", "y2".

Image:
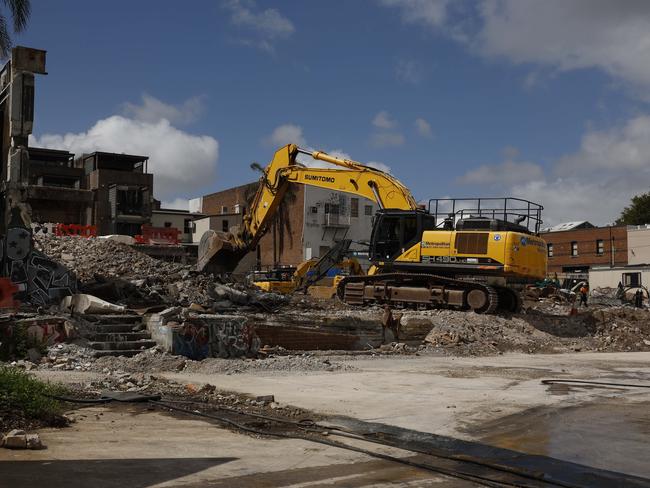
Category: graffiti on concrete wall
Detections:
[
  {"x1": 25, "y1": 319, "x2": 70, "y2": 346},
  {"x1": 211, "y1": 318, "x2": 259, "y2": 358},
  {"x1": 171, "y1": 315, "x2": 260, "y2": 360},
  {"x1": 3, "y1": 208, "x2": 77, "y2": 305},
  {"x1": 172, "y1": 322, "x2": 210, "y2": 360}
]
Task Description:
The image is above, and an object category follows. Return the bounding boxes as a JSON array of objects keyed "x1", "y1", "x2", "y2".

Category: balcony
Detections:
[{"x1": 323, "y1": 213, "x2": 350, "y2": 227}]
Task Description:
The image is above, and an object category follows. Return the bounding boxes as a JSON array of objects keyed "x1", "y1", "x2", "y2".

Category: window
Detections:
[
  {"x1": 309, "y1": 206, "x2": 318, "y2": 214},
  {"x1": 324, "y1": 203, "x2": 339, "y2": 214},
  {"x1": 184, "y1": 219, "x2": 193, "y2": 234},
  {"x1": 221, "y1": 205, "x2": 228, "y2": 214},
  {"x1": 222, "y1": 219, "x2": 229, "y2": 232},
  {"x1": 571, "y1": 241, "x2": 578, "y2": 257},
  {"x1": 596, "y1": 239, "x2": 604, "y2": 255},
  {"x1": 364, "y1": 205, "x2": 373, "y2": 216},
  {"x1": 351, "y1": 198, "x2": 359, "y2": 218},
  {"x1": 547, "y1": 243, "x2": 553, "y2": 257},
  {"x1": 623, "y1": 272, "x2": 641, "y2": 287},
  {"x1": 233, "y1": 204, "x2": 241, "y2": 214},
  {"x1": 116, "y1": 188, "x2": 144, "y2": 216},
  {"x1": 164, "y1": 221, "x2": 172, "y2": 228}
]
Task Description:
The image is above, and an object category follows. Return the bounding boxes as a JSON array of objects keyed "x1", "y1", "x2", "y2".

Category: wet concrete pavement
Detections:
[
  {"x1": 478, "y1": 400, "x2": 650, "y2": 479},
  {"x1": 27, "y1": 351, "x2": 650, "y2": 486}
]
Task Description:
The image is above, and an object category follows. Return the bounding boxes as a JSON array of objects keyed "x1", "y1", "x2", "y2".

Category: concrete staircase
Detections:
[{"x1": 85, "y1": 314, "x2": 157, "y2": 358}]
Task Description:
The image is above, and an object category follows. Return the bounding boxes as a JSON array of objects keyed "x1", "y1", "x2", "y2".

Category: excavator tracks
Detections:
[{"x1": 336, "y1": 273, "x2": 522, "y2": 314}]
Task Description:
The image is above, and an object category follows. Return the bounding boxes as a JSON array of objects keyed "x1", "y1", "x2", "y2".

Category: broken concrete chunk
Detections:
[
  {"x1": 25, "y1": 434, "x2": 44, "y2": 449},
  {"x1": 98, "y1": 234, "x2": 136, "y2": 245},
  {"x1": 160, "y1": 307, "x2": 181, "y2": 320},
  {"x1": 2, "y1": 431, "x2": 45, "y2": 449},
  {"x1": 27, "y1": 347, "x2": 42, "y2": 363},
  {"x1": 188, "y1": 303, "x2": 206, "y2": 313},
  {"x1": 256, "y1": 395, "x2": 275, "y2": 404},
  {"x1": 2, "y1": 430, "x2": 26, "y2": 449},
  {"x1": 61, "y1": 294, "x2": 126, "y2": 314},
  {"x1": 214, "y1": 284, "x2": 250, "y2": 305}
]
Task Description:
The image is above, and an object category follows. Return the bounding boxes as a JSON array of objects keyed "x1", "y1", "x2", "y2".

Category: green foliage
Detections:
[
  {"x1": 0, "y1": 0, "x2": 31, "y2": 58},
  {"x1": 0, "y1": 365, "x2": 67, "y2": 419},
  {"x1": 616, "y1": 192, "x2": 650, "y2": 226}
]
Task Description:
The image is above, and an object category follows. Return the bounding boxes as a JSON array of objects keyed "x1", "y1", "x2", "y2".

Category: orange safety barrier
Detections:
[
  {"x1": 135, "y1": 225, "x2": 181, "y2": 245},
  {"x1": 0, "y1": 278, "x2": 19, "y2": 309},
  {"x1": 54, "y1": 224, "x2": 97, "y2": 238}
]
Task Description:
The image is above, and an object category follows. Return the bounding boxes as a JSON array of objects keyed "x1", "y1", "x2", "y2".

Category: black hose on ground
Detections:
[
  {"x1": 150, "y1": 400, "x2": 525, "y2": 488},
  {"x1": 541, "y1": 379, "x2": 650, "y2": 389}
]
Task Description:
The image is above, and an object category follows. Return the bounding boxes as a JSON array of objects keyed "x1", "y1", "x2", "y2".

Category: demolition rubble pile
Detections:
[
  {"x1": 25, "y1": 344, "x2": 355, "y2": 375},
  {"x1": 419, "y1": 304, "x2": 650, "y2": 355},
  {"x1": 34, "y1": 235, "x2": 288, "y2": 310}
]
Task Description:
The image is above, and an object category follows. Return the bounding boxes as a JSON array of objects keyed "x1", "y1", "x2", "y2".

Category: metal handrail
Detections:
[{"x1": 428, "y1": 197, "x2": 544, "y2": 233}]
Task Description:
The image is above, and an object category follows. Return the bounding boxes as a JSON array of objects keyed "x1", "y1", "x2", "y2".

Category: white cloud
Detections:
[
  {"x1": 264, "y1": 123, "x2": 306, "y2": 148},
  {"x1": 370, "y1": 132, "x2": 405, "y2": 148},
  {"x1": 366, "y1": 161, "x2": 393, "y2": 174},
  {"x1": 223, "y1": 0, "x2": 294, "y2": 52},
  {"x1": 414, "y1": 117, "x2": 433, "y2": 138},
  {"x1": 511, "y1": 174, "x2": 649, "y2": 228},
  {"x1": 459, "y1": 159, "x2": 543, "y2": 185},
  {"x1": 556, "y1": 115, "x2": 650, "y2": 175},
  {"x1": 370, "y1": 111, "x2": 404, "y2": 148},
  {"x1": 161, "y1": 198, "x2": 190, "y2": 211},
  {"x1": 475, "y1": 0, "x2": 650, "y2": 94},
  {"x1": 121, "y1": 94, "x2": 204, "y2": 126},
  {"x1": 372, "y1": 110, "x2": 397, "y2": 129},
  {"x1": 395, "y1": 59, "x2": 424, "y2": 84},
  {"x1": 32, "y1": 116, "x2": 219, "y2": 203},
  {"x1": 379, "y1": 0, "x2": 450, "y2": 27},
  {"x1": 379, "y1": 0, "x2": 650, "y2": 96},
  {"x1": 457, "y1": 117, "x2": 650, "y2": 226},
  {"x1": 458, "y1": 146, "x2": 543, "y2": 185}
]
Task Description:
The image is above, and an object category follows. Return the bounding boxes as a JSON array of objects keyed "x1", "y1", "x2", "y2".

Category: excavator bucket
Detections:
[{"x1": 197, "y1": 230, "x2": 246, "y2": 273}]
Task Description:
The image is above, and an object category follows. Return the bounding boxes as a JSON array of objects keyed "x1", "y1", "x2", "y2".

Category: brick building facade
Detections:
[
  {"x1": 540, "y1": 226, "x2": 628, "y2": 274},
  {"x1": 195, "y1": 181, "x2": 306, "y2": 267},
  {"x1": 193, "y1": 180, "x2": 378, "y2": 269}
]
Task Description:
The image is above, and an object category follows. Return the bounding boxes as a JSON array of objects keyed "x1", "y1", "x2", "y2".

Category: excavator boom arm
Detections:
[
  {"x1": 244, "y1": 144, "x2": 417, "y2": 248},
  {"x1": 197, "y1": 143, "x2": 417, "y2": 273}
]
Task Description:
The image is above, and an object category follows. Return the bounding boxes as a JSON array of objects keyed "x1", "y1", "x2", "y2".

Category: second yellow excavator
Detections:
[{"x1": 198, "y1": 144, "x2": 547, "y2": 313}]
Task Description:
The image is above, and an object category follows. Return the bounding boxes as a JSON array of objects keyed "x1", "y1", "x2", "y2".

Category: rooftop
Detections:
[{"x1": 541, "y1": 221, "x2": 595, "y2": 233}]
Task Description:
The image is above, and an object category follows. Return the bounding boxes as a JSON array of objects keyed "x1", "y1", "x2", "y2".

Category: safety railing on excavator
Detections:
[{"x1": 428, "y1": 197, "x2": 544, "y2": 234}]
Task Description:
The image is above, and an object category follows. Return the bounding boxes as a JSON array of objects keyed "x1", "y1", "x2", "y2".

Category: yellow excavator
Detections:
[
  {"x1": 248, "y1": 239, "x2": 365, "y2": 297},
  {"x1": 198, "y1": 144, "x2": 547, "y2": 313}
]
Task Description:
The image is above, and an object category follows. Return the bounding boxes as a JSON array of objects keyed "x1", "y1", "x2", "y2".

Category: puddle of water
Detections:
[{"x1": 478, "y1": 401, "x2": 650, "y2": 479}]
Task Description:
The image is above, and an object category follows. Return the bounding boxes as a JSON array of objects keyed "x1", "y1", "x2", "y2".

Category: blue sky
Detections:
[{"x1": 17, "y1": 1, "x2": 650, "y2": 225}]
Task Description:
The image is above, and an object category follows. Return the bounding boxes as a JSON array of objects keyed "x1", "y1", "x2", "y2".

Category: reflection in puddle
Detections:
[{"x1": 478, "y1": 401, "x2": 650, "y2": 478}]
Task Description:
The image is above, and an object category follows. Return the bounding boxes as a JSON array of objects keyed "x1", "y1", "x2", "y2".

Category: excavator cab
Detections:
[{"x1": 370, "y1": 209, "x2": 437, "y2": 261}]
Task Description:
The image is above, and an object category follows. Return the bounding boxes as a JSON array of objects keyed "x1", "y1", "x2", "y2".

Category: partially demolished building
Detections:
[{"x1": 26, "y1": 149, "x2": 154, "y2": 236}]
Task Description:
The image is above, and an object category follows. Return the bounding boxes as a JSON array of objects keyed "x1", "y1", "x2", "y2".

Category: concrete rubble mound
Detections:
[{"x1": 34, "y1": 235, "x2": 289, "y2": 311}]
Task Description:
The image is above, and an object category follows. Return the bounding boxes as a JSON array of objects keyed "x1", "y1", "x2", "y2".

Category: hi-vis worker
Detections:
[{"x1": 579, "y1": 283, "x2": 589, "y2": 308}]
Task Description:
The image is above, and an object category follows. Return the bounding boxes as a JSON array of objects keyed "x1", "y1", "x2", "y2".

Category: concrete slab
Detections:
[
  {"x1": 158, "y1": 352, "x2": 650, "y2": 478},
  {"x1": 0, "y1": 404, "x2": 460, "y2": 487}
]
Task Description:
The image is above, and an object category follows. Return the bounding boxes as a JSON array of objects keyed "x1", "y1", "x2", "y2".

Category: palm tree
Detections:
[{"x1": 0, "y1": 0, "x2": 31, "y2": 58}]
